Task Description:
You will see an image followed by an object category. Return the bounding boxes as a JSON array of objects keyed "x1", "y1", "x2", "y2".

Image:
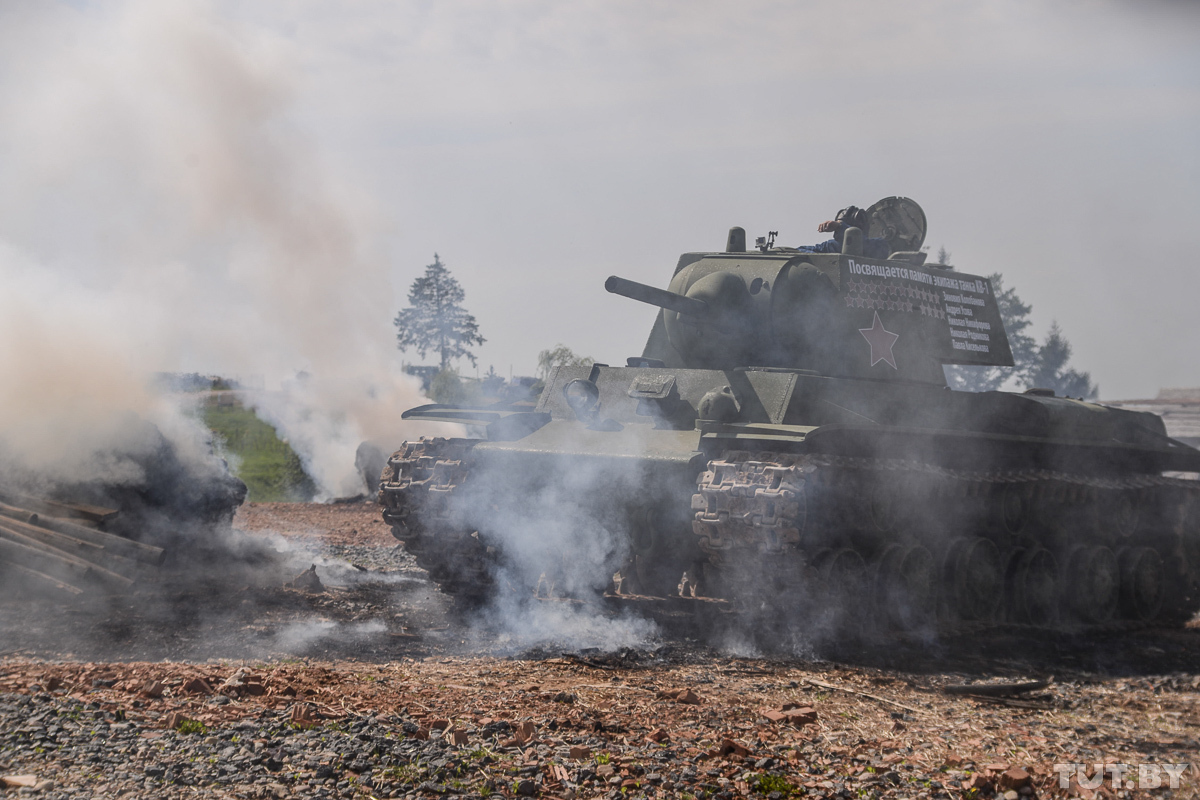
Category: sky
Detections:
[{"x1": 1, "y1": 0, "x2": 1198, "y2": 414}]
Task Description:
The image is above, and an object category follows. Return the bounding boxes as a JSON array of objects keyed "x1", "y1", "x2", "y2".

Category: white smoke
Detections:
[{"x1": 0, "y1": 1, "x2": 440, "y2": 495}]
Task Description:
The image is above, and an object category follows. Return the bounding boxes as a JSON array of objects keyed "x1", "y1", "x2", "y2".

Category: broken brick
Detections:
[
  {"x1": 163, "y1": 711, "x2": 192, "y2": 730},
  {"x1": 568, "y1": 746, "x2": 591, "y2": 760},
  {"x1": 288, "y1": 704, "x2": 322, "y2": 729},
  {"x1": 514, "y1": 720, "x2": 536, "y2": 744},
  {"x1": 718, "y1": 739, "x2": 752, "y2": 758},
  {"x1": 964, "y1": 773, "x2": 994, "y2": 794},
  {"x1": 180, "y1": 678, "x2": 213, "y2": 696},
  {"x1": 997, "y1": 767, "x2": 1032, "y2": 790},
  {"x1": 658, "y1": 687, "x2": 702, "y2": 704},
  {"x1": 761, "y1": 705, "x2": 817, "y2": 726}
]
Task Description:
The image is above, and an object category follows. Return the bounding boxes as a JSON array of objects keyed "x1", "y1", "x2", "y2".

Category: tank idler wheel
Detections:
[
  {"x1": 1116, "y1": 546, "x2": 1164, "y2": 621},
  {"x1": 869, "y1": 545, "x2": 935, "y2": 629},
  {"x1": 944, "y1": 537, "x2": 1002, "y2": 621},
  {"x1": 1064, "y1": 545, "x2": 1120, "y2": 623},
  {"x1": 1005, "y1": 547, "x2": 1059, "y2": 625}
]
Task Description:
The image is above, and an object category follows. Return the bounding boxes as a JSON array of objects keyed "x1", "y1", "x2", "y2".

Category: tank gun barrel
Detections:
[{"x1": 605, "y1": 275, "x2": 709, "y2": 318}]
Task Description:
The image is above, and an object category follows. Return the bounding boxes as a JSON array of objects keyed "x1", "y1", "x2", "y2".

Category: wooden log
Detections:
[
  {"x1": 0, "y1": 501, "x2": 164, "y2": 565},
  {"x1": 1, "y1": 562, "x2": 84, "y2": 595},
  {"x1": 0, "y1": 517, "x2": 140, "y2": 580},
  {"x1": 0, "y1": 490, "x2": 118, "y2": 524},
  {"x1": 0, "y1": 531, "x2": 134, "y2": 590},
  {"x1": 942, "y1": 678, "x2": 1052, "y2": 697}
]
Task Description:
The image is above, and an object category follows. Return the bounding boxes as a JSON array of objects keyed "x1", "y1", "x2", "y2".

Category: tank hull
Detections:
[{"x1": 380, "y1": 364, "x2": 1200, "y2": 631}]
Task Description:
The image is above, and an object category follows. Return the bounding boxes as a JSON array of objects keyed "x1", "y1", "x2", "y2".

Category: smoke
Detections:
[{"x1": 0, "y1": 0, "x2": 436, "y2": 497}]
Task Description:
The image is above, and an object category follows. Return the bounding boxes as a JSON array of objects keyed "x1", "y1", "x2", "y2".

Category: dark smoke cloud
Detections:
[{"x1": 0, "y1": 1, "x2": 446, "y2": 495}]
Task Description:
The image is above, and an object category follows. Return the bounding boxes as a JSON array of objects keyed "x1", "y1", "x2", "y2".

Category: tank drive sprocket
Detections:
[{"x1": 378, "y1": 437, "x2": 494, "y2": 603}]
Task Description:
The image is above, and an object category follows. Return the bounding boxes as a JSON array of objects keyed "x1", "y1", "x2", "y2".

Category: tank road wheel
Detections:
[
  {"x1": 1000, "y1": 483, "x2": 1034, "y2": 536},
  {"x1": 870, "y1": 545, "x2": 935, "y2": 629},
  {"x1": 1064, "y1": 545, "x2": 1120, "y2": 623},
  {"x1": 1100, "y1": 491, "x2": 1141, "y2": 540},
  {"x1": 867, "y1": 484, "x2": 898, "y2": 534},
  {"x1": 811, "y1": 548, "x2": 866, "y2": 630},
  {"x1": 944, "y1": 537, "x2": 1003, "y2": 621},
  {"x1": 1005, "y1": 548, "x2": 1059, "y2": 625},
  {"x1": 1117, "y1": 546, "x2": 1164, "y2": 622}
]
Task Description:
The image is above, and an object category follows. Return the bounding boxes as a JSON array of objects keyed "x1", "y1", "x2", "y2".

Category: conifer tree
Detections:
[{"x1": 394, "y1": 254, "x2": 485, "y2": 369}]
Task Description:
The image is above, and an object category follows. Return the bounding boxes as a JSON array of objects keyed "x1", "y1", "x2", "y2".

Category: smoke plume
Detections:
[{"x1": 0, "y1": 0, "x2": 434, "y2": 497}]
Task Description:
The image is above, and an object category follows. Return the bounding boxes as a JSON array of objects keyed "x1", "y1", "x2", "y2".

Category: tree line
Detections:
[{"x1": 394, "y1": 252, "x2": 1097, "y2": 400}]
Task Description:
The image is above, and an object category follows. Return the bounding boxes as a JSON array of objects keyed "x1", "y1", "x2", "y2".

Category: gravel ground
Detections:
[{"x1": 0, "y1": 502, "x2": 1198, "y2": 799}]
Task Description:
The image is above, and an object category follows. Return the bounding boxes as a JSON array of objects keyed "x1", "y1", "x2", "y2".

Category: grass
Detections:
[
  {"x1": 176, "y1": 719, "x2": 209, "y2": 735},
  {"x1": 201, "y1": 401, "x2": 316, "y2": 502}
]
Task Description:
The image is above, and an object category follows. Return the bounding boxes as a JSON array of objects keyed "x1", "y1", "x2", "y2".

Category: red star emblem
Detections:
[{"x1": 859, "y1": 311, "x2": 899, "y2": 369}]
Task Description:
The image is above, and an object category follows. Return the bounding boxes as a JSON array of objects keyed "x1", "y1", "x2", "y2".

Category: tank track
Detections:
[
  {"x1": 379, "y1": 438, "x2": 1200, "y2": 633},
  {"x1": 692, "y1": 450, "x2": 1200, "y2": 631},
  {"x1": 378, "y1": 438, "x2": 494, "y2": 603}
]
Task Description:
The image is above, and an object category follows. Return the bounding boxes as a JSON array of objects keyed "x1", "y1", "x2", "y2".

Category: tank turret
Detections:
[{"x1": 609, "y1": 229, "x2": 1013, "y2": 385}]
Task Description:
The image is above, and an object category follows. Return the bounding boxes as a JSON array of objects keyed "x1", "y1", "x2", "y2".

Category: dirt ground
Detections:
[{"x1": 1, "y1": 502, "x2": 1198, "y2": 799}]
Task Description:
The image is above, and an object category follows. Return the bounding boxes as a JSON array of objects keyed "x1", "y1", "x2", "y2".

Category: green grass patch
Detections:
[
  {"x1": 175, "y1": 719, "x2": 209, "y2": 735},
  {"x1": 202, "y1": 402, "x2": 315, "y2": 502}
]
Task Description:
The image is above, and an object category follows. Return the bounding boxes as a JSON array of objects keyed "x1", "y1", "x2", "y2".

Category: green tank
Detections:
[{"x1": 380, "y1": 200, "x2": 1200, "y2": 632}]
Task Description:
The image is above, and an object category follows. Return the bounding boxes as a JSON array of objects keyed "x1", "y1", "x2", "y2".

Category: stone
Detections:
[
  {"x1": 1004, "y1": 792, "x2": 1019, "y2": 800},
  {"x1": 596, "y1": 764, "x2": 615, "y2": 778},
  {"x1": 289, "y1": 564, "x2": 325, "y2": 593},
  {"x1": 1, "y1": 776, "x2": 38, "y2": 788}
]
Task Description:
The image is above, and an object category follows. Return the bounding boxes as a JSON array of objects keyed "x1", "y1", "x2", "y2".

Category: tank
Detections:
[{"x1": 380, "y1": 200, "x2": 1200, "y2": 632}]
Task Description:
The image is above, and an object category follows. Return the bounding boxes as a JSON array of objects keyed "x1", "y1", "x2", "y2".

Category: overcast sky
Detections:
[{"x1": 2, "y1": 0, "x2": 1199, "y2": 400}]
